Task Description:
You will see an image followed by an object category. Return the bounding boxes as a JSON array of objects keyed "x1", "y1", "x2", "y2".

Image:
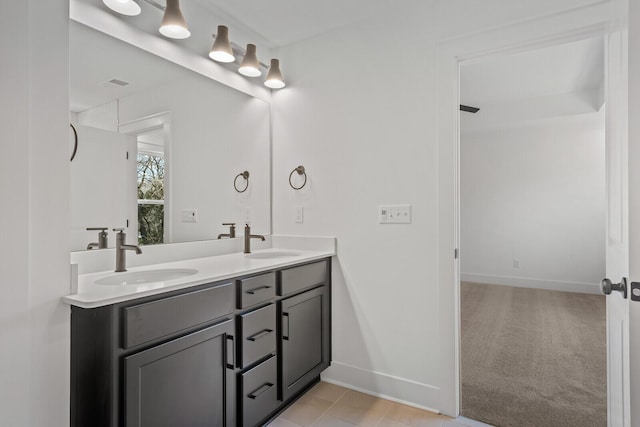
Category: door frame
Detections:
[
  {"x1": 436, "y1": 0, "x2": 626, "y2": 417},
  {"x1": 119, "y1": 112, "x2": 173, "y2": 245}
]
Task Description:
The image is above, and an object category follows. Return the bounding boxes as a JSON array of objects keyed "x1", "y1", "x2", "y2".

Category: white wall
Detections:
[
  {"x1": 0, "y1": 0, "x2": 70, "y2": 425},
  {"x1": 460, "y1": 113, "x2": 605, "y2": 293},
  {"x1": 271, "y1": 0, "x2": 612, "y2": 414}
]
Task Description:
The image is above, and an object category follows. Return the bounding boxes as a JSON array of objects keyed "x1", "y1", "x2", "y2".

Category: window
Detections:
[{"x1": 137, "y1": 130, "x2": 165, "y2": 245}]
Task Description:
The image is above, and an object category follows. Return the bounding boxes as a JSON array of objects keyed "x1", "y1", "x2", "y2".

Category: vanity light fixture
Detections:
[
  {"x1": 238, "y1": 44, "x2": 262, "y2": 77},
  {"x1": 103, "y1": 0, "x2": 141, "y2": 16},
  {"x1": 265, "y1": 59, "x2": 286, "y2": 89},
  {"x1": 209, "y1": 26, "x2": 235, "y2": 63},
  {"x1": 100, "y1": 1, "x2": 288, "y2": 88},
  {"x1": 159, "y1": 0, "x2": 190, "y2": 39}
]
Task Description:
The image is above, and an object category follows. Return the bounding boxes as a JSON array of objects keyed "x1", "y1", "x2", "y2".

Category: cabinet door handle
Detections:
[
  {"x1": 247, "y1": 329, "x2": 273, "y2": 342},
  {"x1": 248, "y1": 382, "x2": 274, "y2": 400},
  {"x1": 282, "y1": 313, "x2": 290, "y2": 340},
  {"x1": 246, "y1": 285, "x2": 272, "y2": 295},
  {"x1": 226, "y1": 335, "x2": 235, "y2": 369}
]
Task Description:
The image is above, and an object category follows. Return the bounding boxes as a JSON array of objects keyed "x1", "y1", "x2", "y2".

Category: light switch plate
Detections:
[
  {"x1": 295, "y1": 206, "x2": 304, "y2": 223},
  {"x1": 181, "y1": 209, "x2": 198, "y2": 223},
  {"x1": 244, "y1": 207, "x2": 252, "y2": 224},
  {"x1": 379, "y1": 204, "x2": 411, "y2": 224}
]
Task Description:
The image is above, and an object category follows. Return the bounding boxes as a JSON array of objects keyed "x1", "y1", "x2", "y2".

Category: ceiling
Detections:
[
  {"x1": 460, "y1": 36, "x2": 605, "y2": 130},
  {"x1": 194, "y1": 0, "x2": 407, "y2": 48},
  {"x1": 461, "y1": 36, "x2": 604, "y2": 108},
  {"x1": 70, "y1": 21, "x2": 187, "y2": 112}
]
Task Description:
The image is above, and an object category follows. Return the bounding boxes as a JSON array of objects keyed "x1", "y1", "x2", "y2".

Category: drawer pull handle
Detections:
[
  {"x1": 248, "y1": 382, "x2": 274, "y2": 399},
  {"x1": 247, "y1": 329, "x2": 273, "y2": 342},
  {"x1": 246, "y1": 285, "x2": 272, "y2": 295},
  {"x1": 282, "y1": 312, "x2": 290, "y2": 340},
  {"x1": 226, "y1": 335, "x2": 235, "y2": 369}
]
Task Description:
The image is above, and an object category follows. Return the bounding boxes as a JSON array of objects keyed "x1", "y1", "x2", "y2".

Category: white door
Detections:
[
  {"x1": 70, "y1": 124, "x2": 129, "y2": 251},
  {"x1": 603, "y1": 28, "x2": 634, "y2": 427}
]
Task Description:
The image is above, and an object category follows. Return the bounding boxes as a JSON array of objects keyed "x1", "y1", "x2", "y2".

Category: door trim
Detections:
[{"x1": 437, "y1": 0, "x2": 623, "y2": 417}]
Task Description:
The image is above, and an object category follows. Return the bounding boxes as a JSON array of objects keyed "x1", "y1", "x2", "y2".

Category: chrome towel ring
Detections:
[
  {"x1": 234, "y1": 171, "x2": 250, "y2": 193},
  {"x1": 289, "y1": 166, "x2": 307, "y2": 190}
]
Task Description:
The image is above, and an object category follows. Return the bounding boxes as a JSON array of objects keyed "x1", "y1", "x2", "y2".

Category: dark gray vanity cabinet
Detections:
[
  {"x1": 71, "y1": 257, "x2": 331, "y2": 427},
  {"x1": 125, "y1": 319, "x2": 235, "y2": 427},
  {"x1": 278, "y1": 261, "x2": 332, "y2": 402},
  {"x1": 71, "y1": 281, "x2": 236, "y2": 427}
]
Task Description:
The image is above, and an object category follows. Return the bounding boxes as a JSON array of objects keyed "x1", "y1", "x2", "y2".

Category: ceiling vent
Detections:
[{"x1": 102, "y1": 78, "x2": 130, "y2": 88}]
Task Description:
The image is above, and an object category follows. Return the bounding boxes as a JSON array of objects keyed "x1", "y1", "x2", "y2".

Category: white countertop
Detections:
[{"x1": 63, "y1": 248, "x2": 334, "y2": 308}]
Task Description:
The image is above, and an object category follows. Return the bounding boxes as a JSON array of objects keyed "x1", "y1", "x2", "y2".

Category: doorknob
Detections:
[{"x1": 601, "y1": 277, "x2": 627, "y2": 298}]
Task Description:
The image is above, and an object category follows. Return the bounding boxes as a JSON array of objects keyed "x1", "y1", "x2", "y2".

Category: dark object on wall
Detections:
[
  {"x1": 460, "y1": 104, "x2": 480, "y2": 113},
  {"x1": 70, "y1": 123, "x2": 78, "y2": 161}
]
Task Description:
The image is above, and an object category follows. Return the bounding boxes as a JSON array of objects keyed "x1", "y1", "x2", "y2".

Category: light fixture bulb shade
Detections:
[
  {"x1": 238, "y1": 44, "x2": 262, "y2": 77},
  {"x1": 103, "y1": 0, "x2": 141, "y2": 16},
  {"x1": 159, "y1": 0, "x2": 190, "y2": 39},
  {"x1": 265, "y1": 59, "x2": 286, "y2": 89},
  {"x1": 209, "y1": 26, "x2": 235, "y2": 63}
]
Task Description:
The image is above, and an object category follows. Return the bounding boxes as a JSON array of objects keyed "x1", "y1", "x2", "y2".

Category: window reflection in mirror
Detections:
[{"x1": 137, "y1": 129, "x2": 165, "y2": 245}]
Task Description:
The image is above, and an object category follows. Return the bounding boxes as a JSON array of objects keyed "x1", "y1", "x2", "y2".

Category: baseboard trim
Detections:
[
  {"x1": 460, "y1": 273, "x2": 601, "y2": 294},
  {"x1": 321, "y1": 361, "x2": 442, "y2": 415}
]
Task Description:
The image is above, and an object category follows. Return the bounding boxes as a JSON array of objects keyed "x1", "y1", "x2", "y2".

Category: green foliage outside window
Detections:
[{"x1": 137, "y1": 153, "x2": 164, "y2": 245}]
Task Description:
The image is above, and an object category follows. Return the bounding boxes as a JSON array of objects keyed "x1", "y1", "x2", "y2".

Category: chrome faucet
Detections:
[
  {"x1": 244, "y1": 224, "x2": 265, "y2": 254},
  {"x1": 86, "y1": 227, "x2": 108, "y2": 250},
  {"x1": 113, "y1": 228, "x2": 142, "y2": 272},
  {"x1": 217, "y1": 223, "x2": 236, "y2": 239}
]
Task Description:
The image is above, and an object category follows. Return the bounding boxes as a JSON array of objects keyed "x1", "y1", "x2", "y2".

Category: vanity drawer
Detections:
[
  {"x1": 240, "y1": 355, "x2": 278, "y2": 427},
  {"x1": 238, "y1": 303, "x2": 276, "y2": 368},
  {"x1": 237, "y1": 272, "x2": 276, "y2": 308},
  {"x1": 122, "y1": 282, "x2": 234, "y2": 349},
  {"x1": 278, "y1": 260, "x2": 328, "y2": 296}
]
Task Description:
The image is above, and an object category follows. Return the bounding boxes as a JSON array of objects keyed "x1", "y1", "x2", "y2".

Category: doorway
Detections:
[{"x1": 458, "y1": 37, "x2": 607, "y2": 426}]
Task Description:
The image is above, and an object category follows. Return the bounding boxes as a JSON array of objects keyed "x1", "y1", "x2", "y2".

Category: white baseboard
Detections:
[
  {"x1": 321, "y1": 361, "x2": 443, "y2": 415},
  {"x1": 460, "y1": 272, "x2": 601, "y2": 294}
]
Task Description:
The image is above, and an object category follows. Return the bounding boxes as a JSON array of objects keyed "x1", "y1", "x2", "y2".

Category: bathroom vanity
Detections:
[{"x1": 66, "y1": 252, "x2": 332, "y2": 427}]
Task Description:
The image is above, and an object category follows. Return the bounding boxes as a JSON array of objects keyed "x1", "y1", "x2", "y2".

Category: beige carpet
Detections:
[{"x1": 460, "y1": 282, "x2": 606, "y2": 427}]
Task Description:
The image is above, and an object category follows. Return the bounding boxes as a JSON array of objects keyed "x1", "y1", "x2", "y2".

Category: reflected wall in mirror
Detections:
[{"x1": 70, "y1": 21, "x2": 271, "y2": 251}]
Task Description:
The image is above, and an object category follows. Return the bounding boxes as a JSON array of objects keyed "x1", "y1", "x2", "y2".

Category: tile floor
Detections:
[{"x1": 267, "y1": 382, "x2": 487, "y2": 427}]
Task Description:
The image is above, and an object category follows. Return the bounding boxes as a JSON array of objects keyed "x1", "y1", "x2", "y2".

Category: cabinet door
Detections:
[
  {"x1": 279, "y1": 285, "x2": 331, "y2": 401},
  {"x1": 125, "y1": 319, "x2": 236, "y2": 427}
]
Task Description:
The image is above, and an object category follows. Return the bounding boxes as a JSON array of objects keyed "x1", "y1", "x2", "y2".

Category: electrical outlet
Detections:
[
  {"x1": 295, "y1": 206, "x2": 304, "y2": 223},
  {"x1": 513, "y1": 259, "x2": 520, "y2": 269},
  {"x1": 244, "y1": 207, "x2": 252, "y2": 224},
  {"x1": 181, "y1": 209, "x2": 197, "y2": 223},
  {"x1": 379, "y1": 204, "x2": 411, "y2": 224}
]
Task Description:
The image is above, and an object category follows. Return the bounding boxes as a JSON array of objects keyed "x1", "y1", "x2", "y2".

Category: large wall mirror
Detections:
[{"x1": 70, "y1": 21, "x2": 271, "y2": 251}]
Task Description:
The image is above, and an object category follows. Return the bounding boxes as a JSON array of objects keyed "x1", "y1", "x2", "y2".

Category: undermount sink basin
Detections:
[
  {"x1": 245, "y1": 251, "x2": 301, "y2": 260},
  {"x1": 95, "y1": 268, "x2": 198, "y2": 286}
]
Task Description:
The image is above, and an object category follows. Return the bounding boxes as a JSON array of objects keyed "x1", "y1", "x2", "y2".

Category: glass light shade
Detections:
[
  {"x1": 159, "y1": 0, "x2": 190, "y2": 39},
  {"x1": 209, "y1": 26, "x2": 235, "y2": 63},
  {"x1": 265, "y1": 59, "x2": 286, "y2": 89},
  {"x1": 238, "y1": 44, "x2": 262, "y2": 77},
  {"x1": 103, "y1": 0, "x2": 141, "y2": 16}
]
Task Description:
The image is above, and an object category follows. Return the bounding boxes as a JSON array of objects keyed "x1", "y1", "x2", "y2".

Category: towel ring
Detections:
[
  {"x1": 234, "y1": 171, "x2": 250, "y2": 193},
  {"x1": 289, "y1": 166, "x2": 307, "y2": 190},
  {"x1": 70, "y1": 123, "x2": 78, "y2": 162}
]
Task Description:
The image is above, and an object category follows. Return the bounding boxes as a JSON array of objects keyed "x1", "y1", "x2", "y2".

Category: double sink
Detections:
[{"x1": 94, "y1": 251, "x2": 302, "y2": 286}]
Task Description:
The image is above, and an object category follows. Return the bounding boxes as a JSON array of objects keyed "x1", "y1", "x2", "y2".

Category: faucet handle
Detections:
[
  {"x1": 113, "y1": 228, "x2": 125, "y2": 233},
  {"x1": 223, "y1": 223, "x2": 236, "y2": 227},
  {"x1": 87, "y1": 227, "x2": 108, "y2": 231}
]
